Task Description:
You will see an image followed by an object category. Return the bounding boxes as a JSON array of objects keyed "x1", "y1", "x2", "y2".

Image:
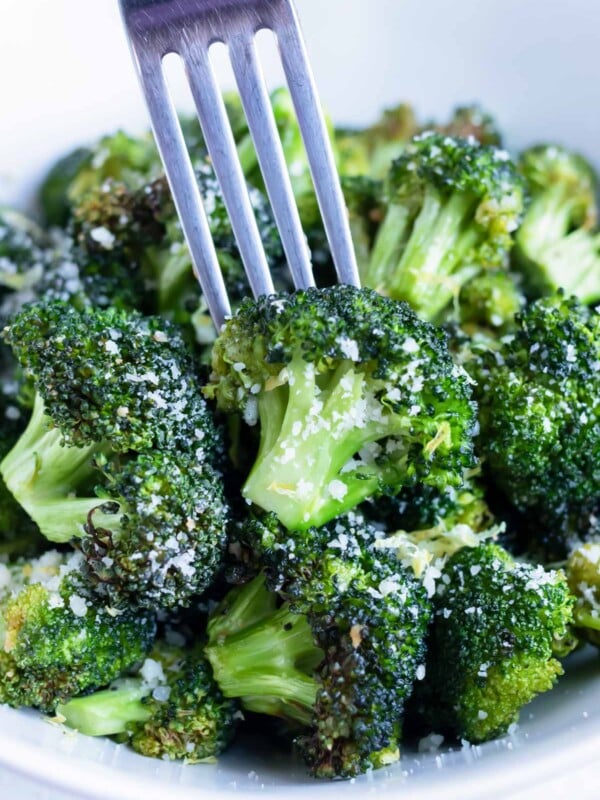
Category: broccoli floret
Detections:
[
  {"x1": 416, "y1": 543, "x2": 574, "y2": 743},
  {"x1": 57, "y1": 640, "x2": 239, "y2": 761},
  {"x1": 206, "y1": 513, "x2": 431, "y2": 778},
  {"x1": 473, "y1": 294, "x2": 600, "y2": 557},
  {"x1": 365, "y1": 133, "x2": 524, "y2": 322},
  {"x1": 207, "y1": 286, "x2": 477, "y2": 530},
  {"x1": 0, "y1": 302, "x2": 226, "y2": 607},
  {"x1": 456, "y1": 269, "x2": 524, "y2": 333},
  {"x1": 143, "y1": 164, "x2": 286, "y2": 316},
  {"x1": 514, "y1": 144, "x2": 600, "y2": 303},
  {"x1": 39, "y1": 130, "x2": 160, "y2": 226},
  {"x1": 3, "y1": 301, "x2": 219, "y2": 454},
  {"x1": 79, "y1": 451, "x2": 228, "y2": 610},
  {"x1": 0, "y1": 550, "x2": 156, "y2": 711}
]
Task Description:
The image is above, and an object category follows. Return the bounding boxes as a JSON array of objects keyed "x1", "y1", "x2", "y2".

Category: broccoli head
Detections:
[
  {"x1": 207, "y1": 286, "x2": 477, "y2": 530},
  {"x1": 0, "y1": 302, "x2": 227, "y2": 608},
  {"x1": 455, "y1": 268, "x2": 524, "y2": 334},
  {"x1": 57, "y1": 640, "x2": 239, "y2": 762},
  {"x1": 417, "y1": 543, "x2": 574, "y2": 743},
  {"x1": 3, "y1": 301, "x2": 219, "y2": 454},
  {"x1": 79, "y1": 451, "x2": 228, "y2": 610},
  {"x1": 207, "y1": 512, "x2": 431, "y2": 778},
  {"x1": 0, "y1": 550, "x2": 156, "y2": 711},
  {"x1": 473, "y1": 294, "x2": 600, "y2": 557},
  {"x1": 514, "y1": 144, "x2": 600, "y2": 303},
  {"x1": 365, "y1": 132, "x2": 524, "y2": 322}
]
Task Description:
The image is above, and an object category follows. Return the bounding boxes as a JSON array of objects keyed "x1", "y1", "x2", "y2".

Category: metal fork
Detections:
[{"x1": 119, "y1": 0, "x2": 359, "y2": 328}]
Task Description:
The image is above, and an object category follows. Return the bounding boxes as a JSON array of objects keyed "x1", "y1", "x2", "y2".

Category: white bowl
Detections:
[{"x1": 1, "y1": 0, "x2": 600, "y2": 797}]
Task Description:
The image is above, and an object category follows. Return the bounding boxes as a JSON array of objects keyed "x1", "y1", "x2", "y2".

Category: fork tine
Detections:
[
  {"x1": 180, "y1": 44, "x2": 275, "y2": 300},
  {"x1": 229, "y1": 35, "x2": 315, "y2": 291},
  {"x1": 134, "y1": 49, "x2": 232, "y2": 329},
  {"x1": 274, "y1": 1, "x2": 360, "y2": 288}
]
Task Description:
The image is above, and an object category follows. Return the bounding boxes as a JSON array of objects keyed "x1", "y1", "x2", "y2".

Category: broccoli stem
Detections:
[
  {"x1": 535, "y1": 230, "x2": 600, "y2": 303},
  {"x1": 243, "y1": 358, "x2": 392, "y2": 529},
  {"x1": 0, "y1": 394, "x2": 116, "y2": 542},
  {"x1": 57, "y1": 679, "x2": 151, "y2": 736},
  {"x1": 207, "y1": 572, "x2": 278, "y2": 641},
  {"x1": 368, "y1": 187, "x2": 482, "y2": 320},
  {"x1": 517, "y1": 187, "x2": 577, "y2": 259},
  {"x1": 205, "y1": 576, "x2": 323, "y2": 726},
  {"x1": 389, "y1": 188, "x2": 481, "y2": 319}
]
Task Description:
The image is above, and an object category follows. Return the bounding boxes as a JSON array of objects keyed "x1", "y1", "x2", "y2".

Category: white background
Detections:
[{"x1": 1, "y1": 0, "x2": 600, "y2": 208}]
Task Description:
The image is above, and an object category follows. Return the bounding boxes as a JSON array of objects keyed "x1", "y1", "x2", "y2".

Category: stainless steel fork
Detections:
[{"x1": 119, "y1": 0, "x2": 359, "y2": 328}]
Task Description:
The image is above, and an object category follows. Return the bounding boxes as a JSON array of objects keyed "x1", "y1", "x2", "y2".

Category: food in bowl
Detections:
[{"x1": 0, "y1": 91, "x2": 598, "y2": 780}]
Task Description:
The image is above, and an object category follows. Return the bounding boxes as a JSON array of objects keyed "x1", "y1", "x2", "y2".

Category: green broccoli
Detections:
[
  {"x1": 473, "y1": 294, "x2": 600, "y2": 557},
  {"x1": 416, "y1": 543, "x2": 575, "y2": 743},
  {"x1": 455, "y1": 268, "x2": 524, "y2": 333},
  {"x1": 364, "y1": 132, "x2": 524, "y2": 322},
  {"x1": 57, "y1": 640, "x2": 239, "y2": 762},
  {"x1": 0, "y1": 550, "x2": 156, "y2": 711},
  {"x1": 0, "y1": 301, "x2": 227, "y2": 608},
  {"x1": 39, "y1": 130, "x2": 161, "y2": 226},
  {"x1": 207, "y1": 286, "x2": 477, "y2": 530},
  {"x1": 206, "y1": 512, "x2": 431, "y2": 778},
  {"x1": 514, "y1": 144, "x2": 600, "y2": 303}
]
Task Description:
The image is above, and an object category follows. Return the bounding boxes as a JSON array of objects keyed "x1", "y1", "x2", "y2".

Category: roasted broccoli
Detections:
[
  {"x1": 207, "y1": 286, "x2": 477, "y2": 530},
  {"x1": 0, "y1": 301, "x2": 227, "y2": 608},
  {"x1": 514, "y1": 144, "x2": 600, "y2": 303},
  {"x1": 0, "y1": 550, "x2": 156, "y2": 711},
  {"x1": 39, "y1": 130, "x2": 161, "y2": 226},
  {"x1": 3, "y1": 89, "x2": 599, "y2": 781},
  {"x1": 414, "y1": 543, "x2": 575, "y2": 743},
  {"x1": 473, "y1": 293, "x2": 600, "y2": 557},
  {"x1": 206, "y1": 512, "x2": 431, "y2": 778},
  {"x1": 365, "y1": 132, "x2": 524, "y2": 321},
  {"x1": 455, "y1": 268, "x2": 524, "y2": 333},
  {"x1": 57, "y1": 640, "x2": 239, "y2": 761}
]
